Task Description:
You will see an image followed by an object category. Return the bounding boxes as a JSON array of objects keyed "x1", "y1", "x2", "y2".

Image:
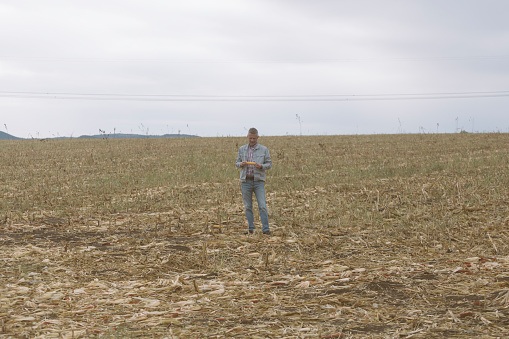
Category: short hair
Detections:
[{"x1": 248, "y1": 127, "x2": 258, "y2": 135}]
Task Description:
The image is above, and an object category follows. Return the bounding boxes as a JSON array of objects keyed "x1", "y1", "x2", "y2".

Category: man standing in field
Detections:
[{"x1": 236, "y1": 128, "x2": 272, "y2": 235}]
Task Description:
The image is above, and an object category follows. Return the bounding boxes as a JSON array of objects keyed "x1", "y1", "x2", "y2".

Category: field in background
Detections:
[{"x1": 1, "y1": 133, "x2": 508, "y2": 338}]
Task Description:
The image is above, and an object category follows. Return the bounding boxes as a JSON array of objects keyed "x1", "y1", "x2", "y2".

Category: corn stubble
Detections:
[{"x1": 1, "y1": 133, "x2": 508, "y2": 338}]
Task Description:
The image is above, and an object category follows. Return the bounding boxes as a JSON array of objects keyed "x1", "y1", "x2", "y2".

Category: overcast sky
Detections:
[{"x1": 1, "y1": 0, "x2": 508, "y2": 138}]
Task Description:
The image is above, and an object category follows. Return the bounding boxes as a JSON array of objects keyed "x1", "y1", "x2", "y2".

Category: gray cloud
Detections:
[{"x1": 1, "y1": 0, "x2": 508, "y2": 137}]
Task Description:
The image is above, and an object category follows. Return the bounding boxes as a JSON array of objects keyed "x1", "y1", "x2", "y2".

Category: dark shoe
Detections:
[
  {"x1": 244, "y1": 230, "x2": 254, "y2": 235},
  {"x1": 263, "y1": 230, "x2": 271, "y2": 235}
]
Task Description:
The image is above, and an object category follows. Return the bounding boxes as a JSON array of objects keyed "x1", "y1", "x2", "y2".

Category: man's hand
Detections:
[
  {"x1": 240, "y1": 161, "x2": 247, "y2": 167},
  {"x1": 254, "y1": 163, "x2": 263, "y2": 169}
]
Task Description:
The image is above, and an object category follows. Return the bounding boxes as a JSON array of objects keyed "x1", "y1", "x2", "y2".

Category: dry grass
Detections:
[{"x1": 1, "y1": 133, "x2": 508, "y2": 338}]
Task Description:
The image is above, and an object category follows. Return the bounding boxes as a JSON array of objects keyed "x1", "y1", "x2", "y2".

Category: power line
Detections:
[
  {"x1": 1, "y1": 90, "x2": 509, "y2": 102},
  {"x1": 1, "y1": 55, "x2": 508, "y2": 64},
  {"x1": 3, "y1": 90, "x2": 509, "y2": 97}
]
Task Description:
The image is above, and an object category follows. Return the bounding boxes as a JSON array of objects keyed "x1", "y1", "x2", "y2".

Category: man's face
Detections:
[{"x1": 248, "y1": 133, "x2": 259, "y2": 147}]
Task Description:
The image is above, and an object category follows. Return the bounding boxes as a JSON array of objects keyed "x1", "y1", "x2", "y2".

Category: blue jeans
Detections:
[{"x1": 241, "y1": 180, "x2": 270, "y2": 232}]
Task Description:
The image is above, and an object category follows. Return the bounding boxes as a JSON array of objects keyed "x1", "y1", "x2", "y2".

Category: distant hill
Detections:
[
  {"x1": 0, "y1": 132, "x2": 199, "y2": 140},
  {"x1": 77, "y1": 133, "x2": 198, "y2": 139},
  {"x1": 0, "y1": 131, "x2": 22, "y2": 140}
]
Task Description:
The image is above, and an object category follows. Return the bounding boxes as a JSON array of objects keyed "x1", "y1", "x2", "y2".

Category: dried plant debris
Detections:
[
  {"x1": 2, "y1": 222, "x2": 509, "y2": 337},
  {"x1": 1, "y1": 133, "x2": 508, "y2": 337}
]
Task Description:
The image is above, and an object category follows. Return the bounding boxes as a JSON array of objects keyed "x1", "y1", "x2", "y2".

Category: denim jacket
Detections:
[{"x1": 236, "y1": 144, "x2": 272, "y2": 182}]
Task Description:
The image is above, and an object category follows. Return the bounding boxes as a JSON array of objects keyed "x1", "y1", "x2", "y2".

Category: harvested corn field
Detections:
[{"x1": 1, "y1": 133, "x2": 508, "y2": 338}]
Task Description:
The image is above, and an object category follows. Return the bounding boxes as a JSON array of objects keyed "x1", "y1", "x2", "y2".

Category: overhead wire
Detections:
[
  {"x1": 1, "y1": 55, "x2": 508, "y2": 64},
  {"x1": 1, "y1": 90, "x2": 509, "y2": 102},
  {"x1": 1, "y1": 55, "x2": 508, "y2": 101}
]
